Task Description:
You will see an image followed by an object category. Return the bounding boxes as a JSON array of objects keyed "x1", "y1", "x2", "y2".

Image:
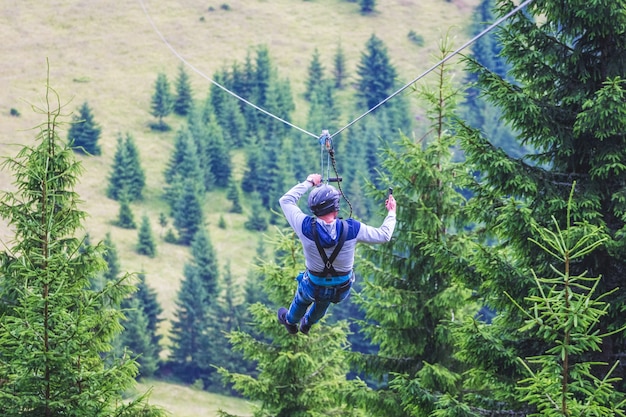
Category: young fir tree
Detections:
[
  {"x1": 354, "y1": 37, "x2": 475, "y2": 416},
  {"x1": 134, "y1": 272, "x2": 164, "y2": 352},
  {"x1": 359, "y1": 0, "x2": 376, "y2": 14},
  {"x1": 119, "y1": 296, "x2": 159, "y2": 378},
  {"x1": 510, "y1": 188, "x2": 626, "y2": 416},
  {"x1": 169, "y1": 228, "x2": 220, "y2": 386},
  {"x1": 164, "y1": 127, "x2": 205, "y2": 191},
  {"x1": 136, "y1": 214, "x2": 157, "y2": 257},
  {"x1": 67, "y1": 101, "x2": 102, "y2": 155},
  {"x1": 150, "y1": 72, "x2": 173, "y2": 131},
  {"x1": 106, "y1": 133, "x2": 146, "y2": 201},
  {"x1": 102, "y1": 232, "x2": 121, "y2": 282},
  {"x1": 244, "y1": 193, "x2": 269, "y2": 232},
  {"x1": 116, "y1": 193, "x2": 136, "y2": 229},
  {"x1": 217, "y1": 228, "x2": 366, "y2": 417},
  {"x1": 355, "y1": 34, "x2": 397, "y2": 111},
  {"x1": 450, "y1": 0, "x2": 626, "y2": 413},
  {"x1": 333, "y1": 41, "x2": 348, "y2": 89},
  {"x1": 173, "y1": 64, "x2": 193, "y2": 116},
  {"x1": 204, "y1": 114, "x2": 232, "y2": 188},
  {"x1": 0, "y1": 81, "x2": 164, "y2": 416},
  {"x1": 226, "y1": 178, "x2": 244, "y2": 214},
  {"x1": 304, "y1": 48, "x2": 325, "y2": 101},
  {"x1": 173, "y1": 179, "x2": 204, "y2": 245}
]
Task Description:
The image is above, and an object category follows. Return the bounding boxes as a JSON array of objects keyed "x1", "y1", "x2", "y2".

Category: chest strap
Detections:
[{"x1": 311, "y1": 219, "x2": 348, "y2": 277}]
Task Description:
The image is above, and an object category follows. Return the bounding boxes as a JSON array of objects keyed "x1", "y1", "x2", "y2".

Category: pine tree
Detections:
[
  {"x1": 355, "y1": 37, "x2": 474, "y2": 415},
  {"x1": 217, "y1": 228, "x2": 366, "y2": 416},
  {"x1": 226, "y1": 179, "x2": 243, "y2": 214},
  {"x1": 107, "y1": 133, "x2": 146, "y2": 201},
  {"x1": 0, "y1": 80, "x2": 164, "y2": 416},
  {"x1": 359, "y1": 0, "x2": 376, "y2": 14},
  {"x1": 119, "y1": 296, "x2": 159, "y2": 378},
  {"x1": 134, "y1": 272, "x2": 164, "y2": 350},
  {"x1": 164, "y1": 127, "x2": 205, "y2": 193},
  {"x1": 67, "y1": 101, "x2": 102, "y2": 155},
  {"x1": 173, "y1": 64, "x2": 193, "y2": 116},
  {"x1": 173, "y1": 179, "x2": 204, "y2": 245},
  {"x1": 240, "y1": 138, "x2": 263, "y2": 193},
  {"x1": 204, "y1": 115, "x2": 232, "y2": 188},
  {"x1": 136, "y1": 214, "x2": 157, "y2": 257},
  {"x1": 244, "y1": 193, "x2": 269, "y2": 232},
  {"x1": 332, "y1": 41, "x2": 348, "y2": 89},
  {"x1": 102, "y1": 232, "x2": 121, "y2": 282},
  {"x1": 355, "y1": 34, "x2": 397, "y2": 110},
  {"x1": 186, "y1": 228, "x2": 220, "y2": 300},
  {"x1": 451, "y1": 0, "x2": 626, "y2": 413},
  {"x1": 150, "y1": 72, "x2": 173, "y2": 130},
  {"x1": 116, "y1": 193, "x2": 136, "y2": 229},
  {"x1": 304, "y1": 48, "x2": 325, "y2": 101}
]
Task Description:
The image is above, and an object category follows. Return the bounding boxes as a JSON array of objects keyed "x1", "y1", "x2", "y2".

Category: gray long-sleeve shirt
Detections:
[{"x1": 279, "y1": 181, "x2": 396, "y2": 276}]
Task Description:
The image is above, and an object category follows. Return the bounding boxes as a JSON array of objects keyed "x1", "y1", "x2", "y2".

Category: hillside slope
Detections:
[{"x1": 0, "y1": 0, "x2": 479, "y2": 363}]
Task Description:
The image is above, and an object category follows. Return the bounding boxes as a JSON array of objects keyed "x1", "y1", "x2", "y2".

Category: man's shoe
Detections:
[
  {"x1": 299, "y1": 316, "x2": 311, "y2": 335},
  {"x1": 277, "y1": 307, "x2": 298, "y2": 334}
]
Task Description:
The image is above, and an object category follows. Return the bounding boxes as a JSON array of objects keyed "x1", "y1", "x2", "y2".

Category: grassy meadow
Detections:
[{"x1": 1, "y1": 0, "x2": 478, "y2": 414}]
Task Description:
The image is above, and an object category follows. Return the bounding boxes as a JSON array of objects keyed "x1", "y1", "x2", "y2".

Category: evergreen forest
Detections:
[{"x1": 1, "y1": 0, "x2": 626, "y2": 416}]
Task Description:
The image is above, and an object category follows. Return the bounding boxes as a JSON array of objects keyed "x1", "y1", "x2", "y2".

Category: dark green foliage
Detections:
[
  {"x1": 304, "y1": 48, "x2": 325, "y2": 101},
  {"x1": 173, "y1": 180, "x2": 204, "y2": 245},
  {"x1": 451, "y1": 0, "x2": 626, "y2": 412},
  {"x1": 120, "y1": 296, "x2": 160, "y2": 378},
  {"x1": 137, "y1": 214, "x2": 157, "y2": 257},
  {"x1": 118, "y1": 272, "x2": 163, "y2": 379},
  {"x1": 0, "y1": 82, "x2": 163, "y2": 416},
  {"x1": 102, "y1": 232, "x2": 121, "y2": 282},
  {"x1": 164, "y1": 127, "x2": 205, "y2": 193},
  {"x1": 359, "y1": 0, "x2": 376, "y2": 13},
  {"x1": 68, "y1": 101, "x2": 102, "y2": 155},
  {"x1": 240, "y1": 139, "x2": 263, "y2": 193},
  {"x1": 226, "y1": 179, "x2": 243, "y2": 213},
  {"x1": 355, "y1": 34, "x2": 397, "y2": 110},
  {"x1": 173, "y1": 64, "x2": 193, "y2": 116},
  {"x1": 244, "y1": 194, "x2": 269, "y2": 232},
  {"x1": 150, "y1": 72, "x2": 173, "y2": 130},
  {"x1": 187, "y1": 228, "x2": 219, "y2": 299},
  {"x1": 218, "y1": 228, "x2": 366, "y2": 416},
  {"x1": 204, "y1": 116, "x2": 232, "y2": 187},
  {"x1": 355, "y1": 37, "x2": 474, "y2": 414},
  {"x1": 107, "y1": 133, "x2": 146, "y2": 201},
  {"x1": 116, "y1": 194, "x2": 136, "y2": 229},
  {"x1": 332, "y1": 41, "x2": 348, "y2": 89}
]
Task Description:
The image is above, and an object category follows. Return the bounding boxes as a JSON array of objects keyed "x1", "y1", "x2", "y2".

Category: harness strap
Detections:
[{"x1": 311, "y1": 219, "x2": 348, "y2": 276}]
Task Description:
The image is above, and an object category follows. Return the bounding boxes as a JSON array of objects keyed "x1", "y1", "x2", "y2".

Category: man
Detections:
[{"x1": 277, "y1": 173, "x2": 396, "y2": 335}]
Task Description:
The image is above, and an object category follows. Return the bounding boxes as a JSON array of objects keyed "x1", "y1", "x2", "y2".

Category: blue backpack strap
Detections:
[{"x1": 311, "y1": 220, "x2": 348, "y2": 276}]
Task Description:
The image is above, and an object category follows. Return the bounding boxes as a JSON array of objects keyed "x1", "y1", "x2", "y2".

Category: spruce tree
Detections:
[
  {"x1": 134, "y1": 272, "x2": 164, "y2": 351},
  {"x1": 304, "y1": 48, "x2": 325, "y2": 101},
  {"x1": 150, "y1": 72, "x2": 173, "y2": 130},
  {"x1": 244, "y1": 194, "x2": 269, "y2": 232},
  {"x1": 102, "y1": 232, "x2": 121, "y2": 282},
  {"x1": 116, "y1": 193, "x2": 136, "y2": 229},
  {"x1": 226, "y1": 179, "x2": 244, "y2": 214},
  {"x1": 332, "y1": 41, "x2": 348, "y2": 89},
  {"x1": 173, "y1": 179, "x2": 204, "y2": 245},
  {"x1": 67, "y1": 101, "x2": 102, "y2": 155},
  {"x1": 169, "y1": 230, "x2": 219, "y2": 386},
  {"x1": 164, "y1": 127, "x2": 205, "y2": 193},
  {"x1": 0, "y1": 81, "x2": 164, "y2": 416},
  {"x1": 355, "y1": 34, "x2": 397, "y2": 110},
  {"x1": 119, "y1": 296, "x2": 159, "y2": 378},
  {"x1": 355, "y1": 38, "x2": 474, "y2": 415},
  {"x1": 451, "y1": 0, "x2": 626, "y2": 413},
  {"x1": 173, "y1": 64, "x2": 193, "y2": 116},
  {"x1": 136, "y1": 214, "x2": 157, "y2": 257},
  {"x1": 107, "y1": 133, "x2": 146, "y2": 201}
]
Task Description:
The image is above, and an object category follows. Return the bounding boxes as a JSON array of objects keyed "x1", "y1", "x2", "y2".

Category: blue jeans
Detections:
[{"x1": 286, "y1": 271, "x2": 354, "y2": 325}]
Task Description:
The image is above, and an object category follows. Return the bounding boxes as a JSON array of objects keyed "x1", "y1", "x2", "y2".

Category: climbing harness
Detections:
[
  {"x1": 318, "y1": 130, "x2": 353, "y2": 218},
  {"x1": 310, "y1": 219, "x2": 349, "y2": 277}
]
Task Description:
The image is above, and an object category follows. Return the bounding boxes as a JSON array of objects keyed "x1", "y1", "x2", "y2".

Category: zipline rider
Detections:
[{"x1": 277, "y1": 173, "x2": 397, "y2": 335}]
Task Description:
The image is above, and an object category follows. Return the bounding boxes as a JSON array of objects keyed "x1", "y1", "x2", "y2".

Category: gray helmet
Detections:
[{"x1": 308, "y1": 184, "x2": 340, "y2": 216}]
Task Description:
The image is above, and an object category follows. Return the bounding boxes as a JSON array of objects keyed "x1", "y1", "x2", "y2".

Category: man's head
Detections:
[{"x1": 308, "y1": 184, "x2": 340, "y2": 216}]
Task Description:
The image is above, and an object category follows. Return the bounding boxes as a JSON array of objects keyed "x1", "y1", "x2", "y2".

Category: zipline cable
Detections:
[
  {"x1": 137, "y1": 0, "x2": 319, "y2": 139},
  {"x1": 329, "y1": 0, "x2": 534, "y2": 139}
]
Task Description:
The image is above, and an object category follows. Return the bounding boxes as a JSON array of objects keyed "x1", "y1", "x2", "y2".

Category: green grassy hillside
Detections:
[{"x1": 0, "y1": 0, "x2": 478, "y2": 413}]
